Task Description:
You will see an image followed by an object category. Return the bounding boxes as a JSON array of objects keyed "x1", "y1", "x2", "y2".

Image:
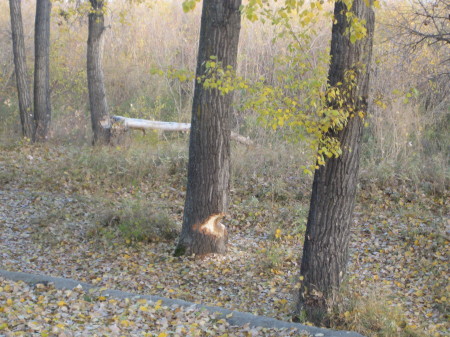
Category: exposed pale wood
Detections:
[
  {"x1": 230, "y1": 132, "x2": 253, "y2": 146},
  {"x1": 112, "y1": 116, "x2": 190, "y2": 131},
  {"x1": 112, "y1": 116, "x2": 253, "y2": 146}
]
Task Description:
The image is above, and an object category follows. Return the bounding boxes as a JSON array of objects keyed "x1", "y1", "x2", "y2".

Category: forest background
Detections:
[{"x1": 0, "y1": 0, "x2": 448, "y2": 336}]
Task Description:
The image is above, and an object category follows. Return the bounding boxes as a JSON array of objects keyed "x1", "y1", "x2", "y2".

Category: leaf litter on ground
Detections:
[
  {"x1": 0, "y1": 278, "x2": 308, "y2": 336},
  {"x1": 0, "y1": 143, "x2": 448, "y2": 336}
]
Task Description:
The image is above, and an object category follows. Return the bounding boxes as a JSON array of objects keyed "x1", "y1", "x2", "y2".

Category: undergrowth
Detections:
[
  {"x1": 330, "y1": 287, "x2": 426, "y2": 337},
  {"x1": 0, "y1": 134, "x2": 448, "y2": 336},
  {"x1": 90, "y1": 198, "x2": 179, "y2": 244}
]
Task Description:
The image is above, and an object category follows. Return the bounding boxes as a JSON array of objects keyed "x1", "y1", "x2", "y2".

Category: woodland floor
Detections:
[{"x1": 0, "y1": 142, "x2": 448, "y2": 337}]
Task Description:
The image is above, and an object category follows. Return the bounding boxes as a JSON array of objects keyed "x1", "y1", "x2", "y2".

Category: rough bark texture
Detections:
[
  {"x1": 9, "y1": 0, "x2": 34, "y2": 140},
  {"x1": 33, "y1": 0, "x2": 51, "y2": 141},
  {"x1": 87, "y1": 0, "x2": 111, "y2": 145},
  {"x1": 297, "y1": 0, "x2": 375, "y2": 324},
  {"x1": 175, "y1": 0, "x2": 242, "y2": 256}
]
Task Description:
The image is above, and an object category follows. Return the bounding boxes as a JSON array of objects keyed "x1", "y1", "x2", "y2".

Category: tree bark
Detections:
[
  {"x1": 9, "y1": 0, "x2": 34, "y2": 140},
  {"x1": 34, "y1": 0, "x2": 52, "y2": 142},
  {"x1": 87, "y1": 0, "x2": 111, "y2": 145},
  {"x1": 297, "y1": 0, "x2": 375, "y2": 325},
  {"x1": 175, "y1": 0, "x2": 242, "y2": 256}
]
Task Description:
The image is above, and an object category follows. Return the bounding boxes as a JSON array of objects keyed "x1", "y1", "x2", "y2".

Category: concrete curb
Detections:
[{"x1": 0, "y1": 269, "x2": 364, "y2": 337}]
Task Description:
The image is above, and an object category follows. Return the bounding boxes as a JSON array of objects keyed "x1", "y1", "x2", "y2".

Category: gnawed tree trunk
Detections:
[
  {"x1": 87, "y1": 0, "x2": 111, "y2": 145},
  {"x1": 174, "y1": 0, "x2": 242, "y2": 256},
  {"x1": 34, "y1": 0, "x2": 51, "y2": 141},
  {"x1": 297, "y1": 0, "x2": 375, "y2": 325},
  {"x1": 9, "y1": 0, "x2": 34, "y2": 140}
]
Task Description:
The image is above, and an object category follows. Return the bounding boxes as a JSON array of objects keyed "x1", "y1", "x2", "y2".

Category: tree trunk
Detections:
[
  {"x1": 297, "y1": 0, "x2": 375, "y2": 325},
  {"x1": 9, "y1": 0, "x2": 34, "y2": 140},
  {"x1": 175, "y1": 0, "x2": 242, "y2": 256},
  {"x1": 87, "y1": 0, "x2": 111, "y2": 145},
  {"x1": 34, "y1": 0, "x2": 51, "y2": 142}
]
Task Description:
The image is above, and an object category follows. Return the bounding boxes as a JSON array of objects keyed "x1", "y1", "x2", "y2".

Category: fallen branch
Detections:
[{"x1": 111, "y1": 116, "x2": 254, "y2": 146}]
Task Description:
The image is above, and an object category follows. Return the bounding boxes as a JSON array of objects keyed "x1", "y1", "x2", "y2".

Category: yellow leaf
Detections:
[
  {"x1": 154, "y1": 299, "x2": 163, "y2": 310},
  {"x1": 57, "y1": 301, "x2": 66, "y2": 307},
  {"x1": 158, "y1": 333, "x2": 168, "y2": 337},
  {"x1": 120, "y1": 320, "x2": 130, "y2": 327},
  {"x1": 275, "y1": 228, "x2": 282, "y2": 239}
]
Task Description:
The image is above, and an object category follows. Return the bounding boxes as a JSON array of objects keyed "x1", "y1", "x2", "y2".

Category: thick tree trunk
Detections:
[
  {"x1": 175, "y1": 0, "x2": 242, "y2": 256},
  {"x1": 87, "y1": 0, "x2": 111, "y2": 145},
  {"x1": 9, "y1": 0, "x2": 34, "y2": 140},
  {"x1": 297, "y1": 0, "x2": 375, "y2": 324},
  {"x1": 34, "y1": 0, "x2": 51, "y2": 142}
]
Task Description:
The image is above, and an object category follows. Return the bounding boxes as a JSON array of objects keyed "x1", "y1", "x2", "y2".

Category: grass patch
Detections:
[
  {"x1": 330, "y1": 288, "x2": 427, "y2": 337},
  {"x1": 91, "y1": 199, "x2": 180, "y2": 244}
]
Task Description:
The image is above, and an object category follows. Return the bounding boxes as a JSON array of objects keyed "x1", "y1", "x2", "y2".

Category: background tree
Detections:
[
  {"x1": 34, "y1": 0, "x2": 52, "y2": 141},
  {"x1": 369, "y1": 0, "x2": 449, "y2": 169},
  {"x1": 9, "y1": 0, "x2": 34, "y2": 140},
  {"x1": 297, "y1": 0, "x2": 376, "y2": 324},
  {"x1": 385, "y1": 0, "x2": 449, "y2": 126},
  {"x1": 87, "y1": 0, "x2": 111, "y2": 145},
  {"x1": 175, "y1": 0, "x2": 242, "y2": 256},
  {"x1": 392, "y1": 0, "x2": 449, "y2": 48}
]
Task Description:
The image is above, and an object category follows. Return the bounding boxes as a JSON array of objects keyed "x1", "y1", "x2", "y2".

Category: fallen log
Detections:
[{"x1": 111, "y1": 116, "x2": 253, "y2": 146}]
